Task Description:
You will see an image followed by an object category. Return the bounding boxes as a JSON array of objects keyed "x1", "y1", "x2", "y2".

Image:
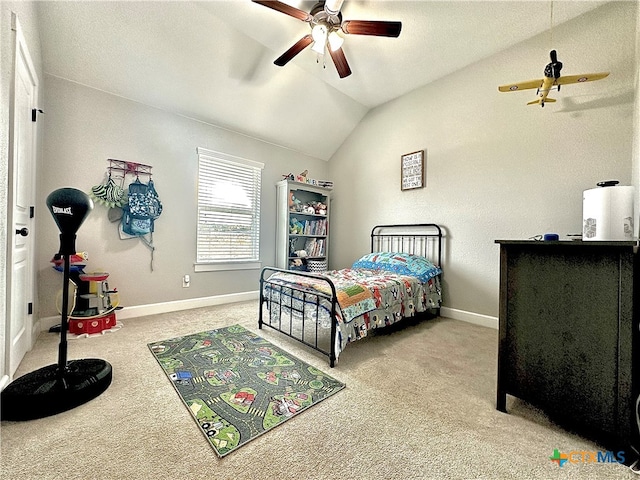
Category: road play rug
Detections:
[{"x1": 148, "y1": 324, "x2": 345, "y2": 457}]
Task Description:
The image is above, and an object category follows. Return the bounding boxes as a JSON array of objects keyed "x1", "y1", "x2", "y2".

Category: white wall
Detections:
[
  {"x1": 37, "y1": 76, "x2": 329, "y2": 317},
  {"x1": 328, "y1": 1, "x2": 637, "y2": 317}
]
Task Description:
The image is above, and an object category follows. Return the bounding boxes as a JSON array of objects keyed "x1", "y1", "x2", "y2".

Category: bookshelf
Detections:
[{"x1": 275, "y1": 180, "x2": 331, "y2": 271}]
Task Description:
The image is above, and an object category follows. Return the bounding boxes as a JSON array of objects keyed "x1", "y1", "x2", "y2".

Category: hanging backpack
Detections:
[
  {"x1": 121, "y1": 178, "x2": 163, "y2": 270},
  {"x1": 121, "y1": 178, "x2": 162, "y2": 237}
]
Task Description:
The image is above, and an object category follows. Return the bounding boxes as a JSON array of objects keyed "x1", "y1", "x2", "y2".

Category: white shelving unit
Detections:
[{"x1": 275, "y1": 180, "x2": 331, "y2": 271}]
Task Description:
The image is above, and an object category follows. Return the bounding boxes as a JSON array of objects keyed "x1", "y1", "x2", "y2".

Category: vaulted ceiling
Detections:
[{"x1": 36, "y1": 1, "x2": 607, "y2": 160}]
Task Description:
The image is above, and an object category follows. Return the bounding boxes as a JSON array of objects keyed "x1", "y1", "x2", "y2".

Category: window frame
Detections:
[{"x1": 194, "y1": 147, "x2": 263, "y2": 272}]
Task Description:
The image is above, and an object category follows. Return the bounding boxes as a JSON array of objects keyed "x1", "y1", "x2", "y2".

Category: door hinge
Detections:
[
  {"x1": 31, "y1": 108, "x2": 43, "y2": 122},
  {"x1": 28, "y1": 302, "x2": 33, "y2": 315},
  {"x1": 30, "y1": 206, "x2": 35, "y2": 218}
]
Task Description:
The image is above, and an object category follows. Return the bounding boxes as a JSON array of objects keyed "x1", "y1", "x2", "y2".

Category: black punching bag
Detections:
[
  {"x1": 47, "y1": 187, "x2": 93, "y2": 254},
  {"x1": 1, "y1": 188, "x2": 113, "y2": 421}
]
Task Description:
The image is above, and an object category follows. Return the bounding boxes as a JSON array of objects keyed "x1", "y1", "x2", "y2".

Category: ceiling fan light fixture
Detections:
[
  {"x1": 311, "y1": 24, "x2": 328, "y2": 54},
  {"x1": 311, "y1": 40, "x2": 325, "y2": 55},
  {"x1": 328, "y1": 30, "x2": 344, "y2": 51}
]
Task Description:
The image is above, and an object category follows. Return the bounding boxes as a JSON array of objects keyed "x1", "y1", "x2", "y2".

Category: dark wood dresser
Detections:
[{"x1": 496, "y1": 240, "x2": 639, "y2": 453}]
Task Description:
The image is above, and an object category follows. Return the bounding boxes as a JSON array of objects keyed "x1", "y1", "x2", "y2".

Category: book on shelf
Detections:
[
  {"x1": 303, "y1": 218, "x2": 327, "y2": 236},
  {"x1": 304, "y1": 238, "x2": 325, "y2": 257},
  {"x1": 290, "y1": 218, "x2": 327, "y2": 236}
]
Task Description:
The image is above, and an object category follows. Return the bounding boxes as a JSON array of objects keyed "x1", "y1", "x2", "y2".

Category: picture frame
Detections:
[{"x1": 401, "y1": 150, "x2": 425, "y2": 191}]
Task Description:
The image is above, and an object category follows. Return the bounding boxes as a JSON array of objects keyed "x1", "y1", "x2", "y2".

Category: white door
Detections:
[{"x1": 4, "y1": 14, "x2": 38, "y2": 382}]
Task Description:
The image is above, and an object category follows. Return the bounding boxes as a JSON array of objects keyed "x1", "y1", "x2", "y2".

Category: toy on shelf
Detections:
[
  {"x1": 498, "y1": 50, "x2": 609, "y2": 107},
  {"x1": 289, "y1": 217, "x2": 304, "y2": 234},
  {"x1": 282, "y1": 171, "x2": 333, "y2": 189},
  {"x1": 288, "y1": 258, "x2": 307, "y2": 271}
]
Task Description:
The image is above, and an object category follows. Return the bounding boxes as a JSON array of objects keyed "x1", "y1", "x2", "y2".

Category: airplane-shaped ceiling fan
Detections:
[{"x1": 252, "y1": 0, "x2": 402, "y2": 78}]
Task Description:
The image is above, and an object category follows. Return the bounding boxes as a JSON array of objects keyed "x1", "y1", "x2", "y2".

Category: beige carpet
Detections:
[{"x1": 0, "y1": 301, "x2": 634, "y2": 479}]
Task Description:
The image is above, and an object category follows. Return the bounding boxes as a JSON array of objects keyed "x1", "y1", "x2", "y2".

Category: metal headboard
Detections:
[{"x1": 370, "y1": 224, "x2": 442, "y2": 267}]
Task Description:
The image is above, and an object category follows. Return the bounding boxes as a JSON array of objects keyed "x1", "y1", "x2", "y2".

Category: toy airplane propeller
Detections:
[{"x1": 498, "y1": 50, "x2": 609, "y2": 107}]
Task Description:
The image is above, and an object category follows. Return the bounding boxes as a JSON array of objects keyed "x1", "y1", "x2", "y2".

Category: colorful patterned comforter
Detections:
[{"x1": 263, "y1": 268, "x2": 442, "y2": 360}]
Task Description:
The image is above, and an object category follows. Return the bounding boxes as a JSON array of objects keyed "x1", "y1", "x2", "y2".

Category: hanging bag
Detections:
[
  {"x1": 89, "y1": 173, "x2": 126, "y2": 208},
  {"x1": 121, "y1": 179, "x2": 162, "y2": 236},
  {"x1": 120, "y1": 178, "x2": 163, "y2": 270}
]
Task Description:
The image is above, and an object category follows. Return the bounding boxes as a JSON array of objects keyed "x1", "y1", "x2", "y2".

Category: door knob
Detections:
[{"x1": 15, "y1": 227, "x2": 29, "y2": 237}]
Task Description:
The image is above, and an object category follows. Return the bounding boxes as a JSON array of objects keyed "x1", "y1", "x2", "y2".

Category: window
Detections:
[{"x1": 195, "y1": 148, "x2": 263, "y2": 271}]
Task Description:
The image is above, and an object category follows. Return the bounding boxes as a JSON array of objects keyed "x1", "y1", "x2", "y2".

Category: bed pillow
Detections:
[{"x1": 352, "y1": 252, "x2": 442, "y2": 282}]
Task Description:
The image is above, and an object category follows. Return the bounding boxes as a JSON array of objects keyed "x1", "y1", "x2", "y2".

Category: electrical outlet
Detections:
[{"x1": 182, "y1": 274, "x2": 190, "y2": 288}]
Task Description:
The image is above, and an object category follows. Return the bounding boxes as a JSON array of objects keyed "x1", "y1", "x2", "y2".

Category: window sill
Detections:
[{"x1": 194, "y1": 261, "x2": 262, "y2": 272}]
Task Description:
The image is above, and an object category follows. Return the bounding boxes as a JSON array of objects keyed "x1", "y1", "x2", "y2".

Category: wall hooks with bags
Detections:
[{"x1": 89, "y1": 159, "x2": 162, "y2": 271}]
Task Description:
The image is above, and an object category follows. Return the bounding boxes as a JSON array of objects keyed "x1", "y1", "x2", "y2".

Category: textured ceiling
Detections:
[{"x1": 36, "y1": 1, "x2": 607, "y2": 160}]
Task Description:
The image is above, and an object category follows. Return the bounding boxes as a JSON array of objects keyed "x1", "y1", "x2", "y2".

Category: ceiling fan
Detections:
[{"x1": 252, "y1": 0, "x2": 402, "y2": 78}]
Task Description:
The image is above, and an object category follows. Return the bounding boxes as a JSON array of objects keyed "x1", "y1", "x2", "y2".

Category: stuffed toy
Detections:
[
  {"x1": 289, "y1": 258, "x2": 307, "y2": 271},
  {"x1": 289, "y1": 218, "x2": 304, "y2": 234},
  {"x1": 315, "y1": 202, "x2": 327, "y2": 215},
  {"x1": 289, "y1": 193, "x2": 301, "y2": 212}
]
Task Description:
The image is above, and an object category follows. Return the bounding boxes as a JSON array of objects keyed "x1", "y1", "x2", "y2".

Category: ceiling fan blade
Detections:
[
  {"x1": 329, "y1": 47, "x2": 352, "y2": 78},
  {"x1": 274, "y1": 35, "x2": 313, "y2": 66},
  {"x1": 342, "y1": 20, "x2": 402, "y2": 37},
  {"x1": 252, "y1": 1, "x2": 311, "y2": 22}
]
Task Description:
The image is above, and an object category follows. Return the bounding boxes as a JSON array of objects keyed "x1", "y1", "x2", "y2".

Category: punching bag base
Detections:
[{"x1": 1, "y1": 359, "x2": 112, "y2": 421}]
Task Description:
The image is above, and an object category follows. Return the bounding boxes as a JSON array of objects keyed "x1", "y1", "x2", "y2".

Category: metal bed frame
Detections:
[{"x1": 259, "y1": 224, "x2": 443, "y2": 367}]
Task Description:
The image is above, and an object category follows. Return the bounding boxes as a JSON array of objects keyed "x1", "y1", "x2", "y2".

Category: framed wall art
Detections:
[{"x1": 401, "y1": 150, "x2": 424, "y2": 191}]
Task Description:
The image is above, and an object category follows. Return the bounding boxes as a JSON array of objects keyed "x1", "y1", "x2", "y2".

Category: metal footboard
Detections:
[{"x1": 259, "y1": 266, "x2": 339, "y2": 367}]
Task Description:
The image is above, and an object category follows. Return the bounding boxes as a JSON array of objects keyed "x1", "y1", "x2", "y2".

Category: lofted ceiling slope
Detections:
[{"x1": 36, "y1": 1, "x2": 607, "y2": 160}]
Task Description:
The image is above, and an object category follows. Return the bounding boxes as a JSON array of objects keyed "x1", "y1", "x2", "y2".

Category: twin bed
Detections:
[{"x1": 259, "y1": 224, "x2": 443, "y2": 367}]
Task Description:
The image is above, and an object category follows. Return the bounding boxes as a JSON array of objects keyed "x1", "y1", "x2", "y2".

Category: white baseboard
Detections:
[
  {"x1": 39, "y1": 291, "x2": 260, "y2": 331},
  {"x1": 440, "y1": 306, "x2": 498, "y2": 329},
  {"x1": 38, "y1": 293, "x2": 497, "y2": 332}
]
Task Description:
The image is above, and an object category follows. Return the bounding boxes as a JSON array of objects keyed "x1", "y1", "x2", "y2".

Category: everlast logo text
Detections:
[{"x1": 52, "y1": 206, "x2": 72, "y2": 215}]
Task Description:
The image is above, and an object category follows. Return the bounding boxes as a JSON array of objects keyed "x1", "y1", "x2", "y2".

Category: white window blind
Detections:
[{"x1": 196, "y1": 148, "x2": 263, "y2": 265}]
